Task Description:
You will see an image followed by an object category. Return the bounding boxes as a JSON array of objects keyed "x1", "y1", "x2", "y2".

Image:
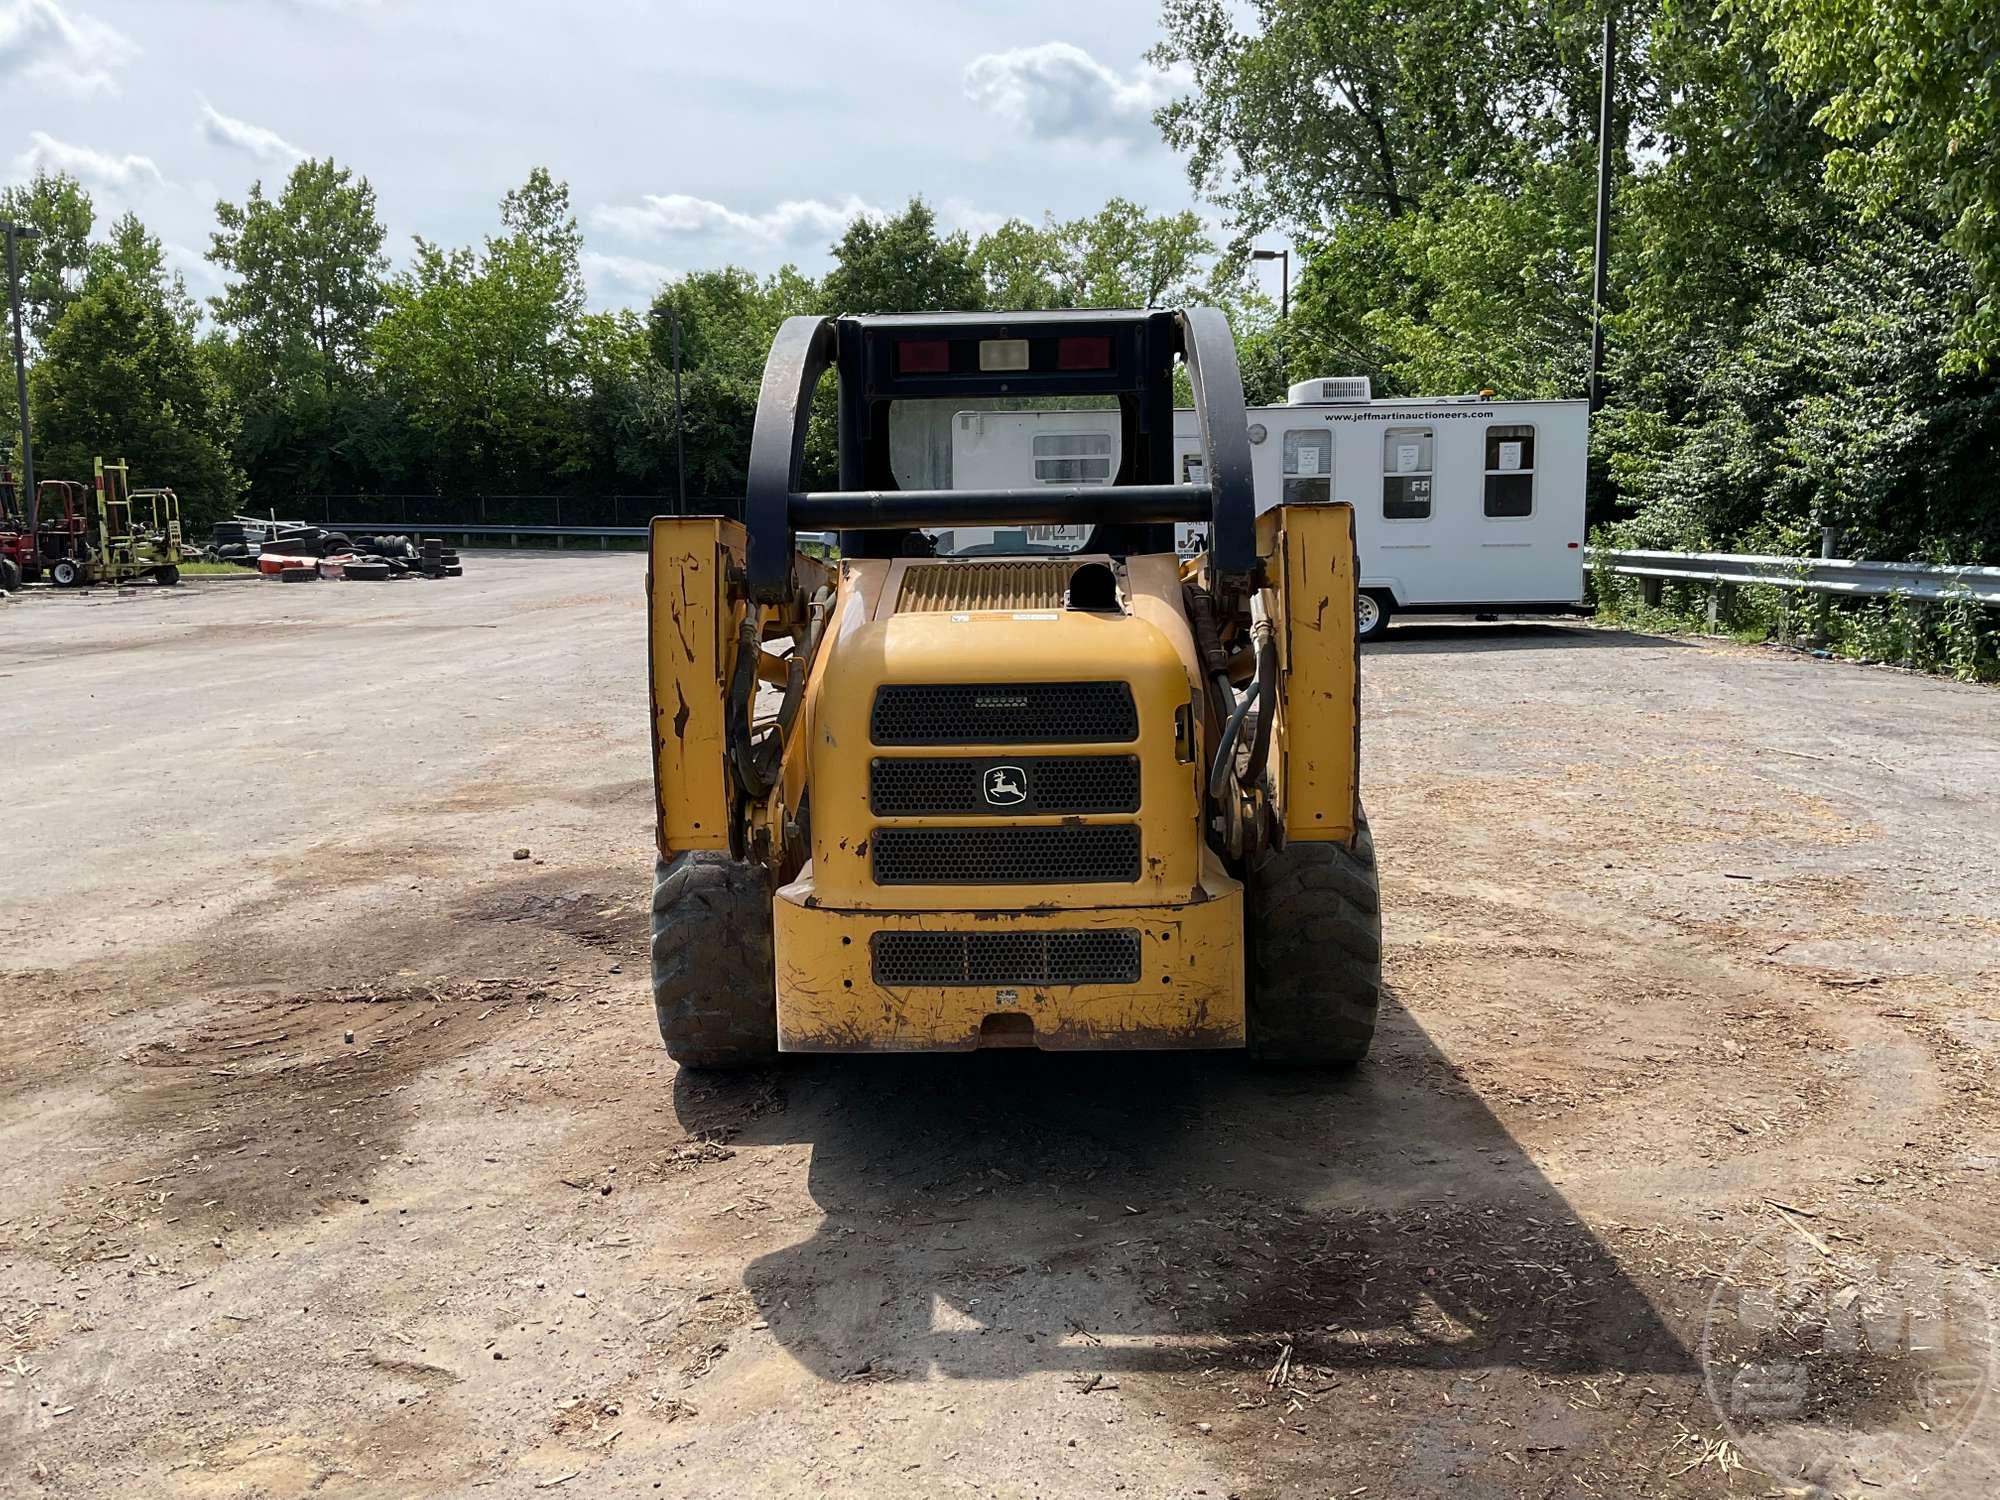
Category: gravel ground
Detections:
[{"x1": 2, "y1": 553, "x2": 1996, "y2": 1498}]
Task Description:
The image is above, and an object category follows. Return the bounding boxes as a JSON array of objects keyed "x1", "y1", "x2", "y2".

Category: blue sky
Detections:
[{"x1": 0, "y1": 0, "x2": 1270, "y2": 313}]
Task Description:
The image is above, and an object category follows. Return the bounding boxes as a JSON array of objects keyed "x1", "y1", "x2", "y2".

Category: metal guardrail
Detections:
[
  {"x1": 1599, "y1": 549, "x2": 2000, "y2": 607},
  {"x1": 325, "y1": 521, "x2": 648, "y2": 545}
]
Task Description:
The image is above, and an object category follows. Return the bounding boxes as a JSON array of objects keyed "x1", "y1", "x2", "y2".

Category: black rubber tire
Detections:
[
  {"x1": 322, "y1": 533, "x2": 353, "y2": 555},
  {"x1": 1245, "y1": 811, "x2": 1382, "y2": 1065},
  {"x1": 1357, "y1": 590, "x2": 1394, "y2": 642},
  {"x1": 343, "y1": 561, "x2": 392, "y2": 581},
  {"x1": 154, "y1": 564, "x2": 180, "y2": 586},
  {"x1": 0, "y1": 555, "x2": 19, "y2": 592},
  {"x1": 651, "y1": 852, "x2": 778, "y2": 1068},
  {"x1": 52, "y1": 558, "x2": 83, "y2": 587},
  {"x1": 278, "y1": 566, "x2": 317, "y2": 583}
]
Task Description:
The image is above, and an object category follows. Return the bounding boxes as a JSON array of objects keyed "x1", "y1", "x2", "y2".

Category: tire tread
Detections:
[
  {"x1": 650, "y1": 852, "x2": 778, "y2": 1068},
  {"x1": 1246, "y1": 811, "x2": 1382, "y2": 1064}
]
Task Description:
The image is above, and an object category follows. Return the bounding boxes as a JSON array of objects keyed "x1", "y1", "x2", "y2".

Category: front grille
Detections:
[
  {"x1": 871, "y1": 825, "x2": 1141, "y2": 884},
  {"x1": 872, "y1": 930, "x2": 1142, "y2": 986},
  {"x1": 896, "y1": 560, "x2": 1078, "y2": 613},
  {"x1": 870, "y1": 682, "x2": 1137, "y2": 746},
  {"x1": 870, "y1": 756, "x2": 1141, "y2": 816}
]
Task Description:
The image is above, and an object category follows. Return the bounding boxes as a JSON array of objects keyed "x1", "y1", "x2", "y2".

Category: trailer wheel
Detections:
[
  {"x1": 51, "y1": 557, "x2": 83, "y2": 588},
  {"x1": 651, "y1": 852, "x2": 778, "y2": 1068},
  {"x1": 154, "y1": 565, "x2": 180, "y2": 587},
  {"x1": 0, "y1": 556, "x2": 19, "y2": 592},
  {"x1": 1356, "y1": 590, "x2": 1393, "y2": 642},
  {"x1": 1245, "y1": 810, "x2": 1381, "y2": 1065}
]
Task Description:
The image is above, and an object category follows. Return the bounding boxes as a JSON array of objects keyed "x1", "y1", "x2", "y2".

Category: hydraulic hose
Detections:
[
  {"x1": 1241, "y1": 594, "x2": 1278, "y2": 787},
  {"x1": 1208, "y1": 678, "x2": 1260, "y2": 804},
  {"x1": 727, "y1": 587, "x2": 834, "y2": 802}
]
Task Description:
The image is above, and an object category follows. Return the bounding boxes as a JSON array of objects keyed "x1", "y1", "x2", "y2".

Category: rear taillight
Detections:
[
  {"x1": 897, "y1": 339, "x2": 950, "y2": 374},
  {"x1": 1057, "y1": 336, "x2": 1112, "y2": 371}
]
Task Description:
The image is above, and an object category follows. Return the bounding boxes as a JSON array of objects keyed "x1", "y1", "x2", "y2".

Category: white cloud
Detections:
[
  {"x1": 198, "y1": 98, "x2": 308, "y2": 166},
  {"x1": 581, "y1": 250, "x2": 675, "y2": 297},
  {"x1": 165, "y1": 239, "x2": 223, "y2": 292},
  {"x1": 940, "y1": 197, "x2": 1009, "y2": 238},
  {"x1": 14, "y1": 130, "x2": 164, "y2": 191},
  {"x1": 962, "y1": 41, "x2": 1185, "y2": 145},
  {"x1": 0, "y1": 0, "x2": 137, "y2": 97},
  {"x1": 590, "y1": 192, "x2": 882, "y2": 248}
]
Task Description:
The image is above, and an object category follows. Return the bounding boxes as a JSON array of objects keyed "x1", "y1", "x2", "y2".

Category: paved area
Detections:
[{"x1": 3, "y1": 554, "x2": 1996, "y2": 1497}]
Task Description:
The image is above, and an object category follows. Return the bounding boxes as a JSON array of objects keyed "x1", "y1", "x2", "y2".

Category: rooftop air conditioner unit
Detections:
[{"x1": 1287, "y1": 375, "x2": 1372, "y2": 406}]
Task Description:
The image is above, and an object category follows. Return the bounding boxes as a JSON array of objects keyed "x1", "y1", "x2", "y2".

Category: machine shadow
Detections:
[
  {"x1": 1370, "y1": 620, "x2": 1687, "y2": 653},
  {"x1": 671, "y1": 988, "x2": 1694, "y2": 1388}
]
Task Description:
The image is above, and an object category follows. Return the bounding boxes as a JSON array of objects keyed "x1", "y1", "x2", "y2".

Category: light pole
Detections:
[
  {"x1": 3, "y1": 221, "x2": 39, "y2": 512},
  {"x1": 1251, "y1": 246, "x2": 1289, "y2": 321},
  {"x1": 1589, "y1": 10, "x2": 1617, "y2": 411},
  {"x1": 671, "y1": 304, "x2": 686, "y2": 517}
]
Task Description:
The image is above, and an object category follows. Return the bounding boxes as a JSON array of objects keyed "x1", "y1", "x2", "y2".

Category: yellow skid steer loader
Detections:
[{"x1": 646, "y1": 308, "x2": 1377, "y2": 1064}]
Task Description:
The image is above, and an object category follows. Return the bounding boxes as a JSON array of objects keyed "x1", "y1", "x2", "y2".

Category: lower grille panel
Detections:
[
  {"x1": 871, "y1": 825, "x2": 1141, "y2": 885},
  {"x1": 872, "y1": 929, "x2": 1143, "y2": 987}
]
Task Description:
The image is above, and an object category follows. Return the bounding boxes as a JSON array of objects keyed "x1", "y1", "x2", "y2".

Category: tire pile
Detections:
[
  {"x1": 329, "y1": 534, "x2": 465, "y2": 581},
  {"x1": 214, "y1": 525, "x2": 464, "y2": 583}
]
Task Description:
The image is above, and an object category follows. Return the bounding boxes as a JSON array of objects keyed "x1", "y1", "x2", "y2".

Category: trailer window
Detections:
[
  {"x1": 1282, "y1": 429, "x2": 1332, "y2": 504},
  {"x1": 1484, "y1": 424, "x2": 1535, "y2": 517},
  {"x1": 1381, "y1": 427, "x2": 1432, "y2": 520},
  {"x1": 1032, "y1": 431, "x2": 1113, "y2": 484}
]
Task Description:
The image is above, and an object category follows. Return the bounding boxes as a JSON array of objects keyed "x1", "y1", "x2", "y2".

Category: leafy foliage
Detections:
[
  {"x1": 207, "y1": 160, "x2": 391, "y2": 493},
  {"x1": 28, "y1": 269, "x2": 242, "y2": 525},
  {"x1": 818, "y1": 199, "x2": 984, "y2": 315},
  {"x1": 1741, "y1": 0, "x2": 2000, "y2": 369},
  {"x1": 0, "y1": 170, "x2": 92, "y2": 348},
  {"x1": 1160, "y1": 0, "x2": 2000, "y2": 565}
]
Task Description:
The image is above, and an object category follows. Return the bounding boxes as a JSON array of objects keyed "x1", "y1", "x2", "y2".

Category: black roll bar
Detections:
[{"x1": 742, "y1": 308, "x2": 1255, "y2": 601}]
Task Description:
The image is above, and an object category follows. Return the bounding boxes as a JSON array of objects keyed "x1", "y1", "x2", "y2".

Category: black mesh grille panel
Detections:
[
  {"x1": 872, "y1": 930, "x2": 1143, "y2": 986},
  {"x1": 870, "y1": 682, "x2": 1137, "y2": 746},
  {"x1": 871, "y1": 825, "x2": 1141, "y2": 884},
  {"x1": 869, "y1": 756, "x2": 1141, "y2": 816}
]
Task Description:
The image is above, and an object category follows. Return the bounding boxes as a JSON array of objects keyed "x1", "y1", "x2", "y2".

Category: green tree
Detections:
[
  {"x1": 650, "y1": 264, "x2": 817, "y2": 375},
  {"x1": 208, "y1": 158, "x2": 390, "y2": 497},
  {"x1": 818, "y1": 199, "x2": 984, "y2": 314},
  {"x1": 1290, "y1": 154, "x2": 1599, "y2": 398},
  {"x1": 642, "y1": 265, "x2": 823, "y2": 499},
  {"x1": 209, "y1": 160, "x2": 388, "y2": 391},
  {"x1": 0, "y1": 170, "x2": 94, "y2": 348},
  {"x1": 1740, "y1": 0, "x2": 2000, "y2": 368},
  {"x1": 974, "y1": 199, "x2": 1246, "y2": 312},
  {"x1": 29, "y1": 272, "x2": 243, "y2": 525},
  {"x1": 1151, "y1": 0, "x2": 1606, "y2": 235},
  {"x1": 88, "y1": 211, "x2": 197, "y2": 330},
  {"x1": 970, "y1": 218, "x2": 1068, "y2": 310},
  {"x1": 371, "y1": 168, "x2": 610, "y2": 492},
  {"x1": 1607, "y1": 224, "x2": 2000, "y2": 561}
]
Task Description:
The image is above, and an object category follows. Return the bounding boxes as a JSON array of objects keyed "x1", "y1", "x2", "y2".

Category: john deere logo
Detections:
[{"x1": 984, "y1": 766, "x2": 1027, "y2": 806}]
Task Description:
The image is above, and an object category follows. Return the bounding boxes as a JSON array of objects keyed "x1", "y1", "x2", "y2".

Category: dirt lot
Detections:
[{"x1": 3, "y1": 554, "x2": 1997, "y2": 1498}]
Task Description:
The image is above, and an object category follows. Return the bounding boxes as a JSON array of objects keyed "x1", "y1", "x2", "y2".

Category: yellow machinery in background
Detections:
[
  {"x1": 42, "y1": 458, "x2": 184, "y2": 588},
  {"x1": 646, "y1": 308, "x2": 1377, "y2": 1065}
]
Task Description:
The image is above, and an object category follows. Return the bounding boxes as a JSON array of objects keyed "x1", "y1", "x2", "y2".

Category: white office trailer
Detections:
[{"x1": 945, "y1": 378, "x2": 1590, "y2": 638}]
